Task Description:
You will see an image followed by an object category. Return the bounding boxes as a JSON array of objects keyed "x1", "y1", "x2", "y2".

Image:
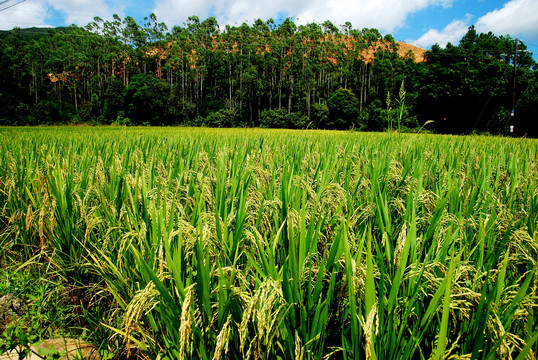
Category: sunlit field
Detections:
[{"x1": 1, "y1": 127, "x2": 537, "y2": 359}]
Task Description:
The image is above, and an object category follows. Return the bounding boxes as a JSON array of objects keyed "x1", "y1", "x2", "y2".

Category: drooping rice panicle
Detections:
[{"x1": 1, "y1": 126, "x2": 537, "y2": 359}]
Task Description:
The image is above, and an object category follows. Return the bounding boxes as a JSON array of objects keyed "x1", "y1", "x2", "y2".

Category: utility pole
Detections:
[{"x1": 510, "y1": 38, "x2": 518, "y2": 136}]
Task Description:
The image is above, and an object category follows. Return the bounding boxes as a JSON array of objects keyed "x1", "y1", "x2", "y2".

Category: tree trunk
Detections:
[
  {"x1": 229, "y1": 62, "x2": 232, "y2": 109},
  {"x1": 288, "y1": 76, "x2": 293, "y2": 114}
]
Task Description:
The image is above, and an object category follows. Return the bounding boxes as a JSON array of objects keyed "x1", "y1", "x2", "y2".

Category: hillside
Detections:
[
  {"x1": 396, "y1": 42, "x2": 426, "y2": 62},
  {"x1": 356, "y1": 40, "x2": 426, "y2": 63},
  {"x1": 1, "y1": 19, "x2": 536, "y2": 136},
  {"x1": 143, "y1": 35, "x2": 427, "y2": 70},
  {"x1": 0, "y1": 27, "x2": 69, "y2": 40}
]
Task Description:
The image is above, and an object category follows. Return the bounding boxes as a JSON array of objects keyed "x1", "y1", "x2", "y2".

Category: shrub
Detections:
[
  {"x1": 260, "y1": 108, "x2": 288, "y2": 128},
  {"x1": 287, "y1": 112, "x2": 309, "y2": 129},
  {"x1": 204, "y1": 109, "x2": 236, "y2": 128},
  {"x1": 311, "y1": 103, "x2": 329, "y2": 129},
  {"x1": 260, "y1": 109, "x2": 309, "y2": 129},
  {"x1": 102, "y1": 77, "x2": 125, "y2": 124},
  {"x1": 123, "y1": 74, "x2": 173, "y2": 125},
  {"x1": 327, "y1": 88, "x2": 361, "y2": 129}
]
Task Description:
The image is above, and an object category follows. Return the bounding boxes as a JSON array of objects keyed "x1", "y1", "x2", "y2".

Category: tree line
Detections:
[{"x1": 1, "y1": 14, "x2": 537, "y2": 136}]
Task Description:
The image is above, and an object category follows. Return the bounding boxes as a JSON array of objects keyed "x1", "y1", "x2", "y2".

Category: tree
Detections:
[
  {"x1": 327, "y1": 88, "x2": 361, "y2": 129},
  {"x1": 276, "y1": 18, "x2": 297, "y2": 37},
  {"x1": 311, "y1": 103, "x2": 329, "y2": 128},
  {"x1": 123, "y1": 74, "x2": 173, "y2": 125},
  {"x1": 322, "y1": 21, "x2": 339, "y2": 35},
  {"x1": 204, "y1": 109, "x2": 235, "y2": 127},
  {"x1": 0, "y1": 34, "x2": 25, "y2": 124},
  {"x1": 419, "y1": 27, "x2": 536, "y2": 134},
  {"x1": 1, "y1": 15, "x2": 536, "y2": 135},
  {"x1": 514, "y1": 70, "x2": 538, "y2": 136},
  {"x1": 123, "y1": 16, "x2": 147, "y2": 48},
  {"x1": 102, "y1": 77, "x2": 125, "y2": 123}
]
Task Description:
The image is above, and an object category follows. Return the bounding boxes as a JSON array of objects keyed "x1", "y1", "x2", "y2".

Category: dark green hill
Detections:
[{"x1": 0, "y1": 26, "x2": 70, "y2": 40}]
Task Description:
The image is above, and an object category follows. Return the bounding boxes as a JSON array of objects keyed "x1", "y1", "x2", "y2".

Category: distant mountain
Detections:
[{"x1": 0, "y1": 27, "x2": 70, "y2": 41}]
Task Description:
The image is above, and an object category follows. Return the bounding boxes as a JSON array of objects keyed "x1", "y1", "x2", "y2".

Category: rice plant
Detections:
[{"x1": 1, "y1": 126, "x2": 537, "y2": 359}]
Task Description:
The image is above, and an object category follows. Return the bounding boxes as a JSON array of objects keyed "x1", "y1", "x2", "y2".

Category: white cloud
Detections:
[
  {"x1": 46, "y1": 0, "x2": 123, "y2": 26},
  {"x1": 0, "y1": 1, "x2": 50, "y2": 30},
  {"x1": 409, "y1": 0, "x2": 538, "y2": 50},
  {"x1": 296, "y1": 0, "x2": 453, "y2": 32},
  {"x1": 152, "y1": 0, "x2": 214, "y2": 27},
  {"x1": 152, "y1": 0, "x2": 454, "y2": 33},
  {"x1": 0, "y1": 0, "x2": 124, "y2": 30},
  {"x1": 408, "y1": 16, "x2": 470, "y2": 48},
  {"x1": 475, "y1": 0, "x2": 538, "y2": 39}
]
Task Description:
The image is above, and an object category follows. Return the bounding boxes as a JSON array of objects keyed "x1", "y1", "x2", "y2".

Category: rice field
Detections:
[{"x1": 1, "y1": 127, "x2": 537, "y2": 359}]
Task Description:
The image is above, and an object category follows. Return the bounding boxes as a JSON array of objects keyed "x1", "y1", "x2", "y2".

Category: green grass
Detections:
[{"x1": 1, "y1": 126, "x2": 537, "y2": 359}]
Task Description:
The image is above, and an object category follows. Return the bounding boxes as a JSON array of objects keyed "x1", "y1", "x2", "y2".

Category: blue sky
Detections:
[{"x1": 1, "y1": 0, "x2": 538, "y2": 55}]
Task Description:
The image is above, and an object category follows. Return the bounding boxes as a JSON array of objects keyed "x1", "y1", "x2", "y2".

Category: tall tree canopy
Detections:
[{"x1": 0, "y1": 18, "x2": 536, "y2": 136}]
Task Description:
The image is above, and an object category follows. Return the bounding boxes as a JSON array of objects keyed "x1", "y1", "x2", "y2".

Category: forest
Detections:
[{"x1": 1, "y1": 14, "x2": 537, "y2": 136}]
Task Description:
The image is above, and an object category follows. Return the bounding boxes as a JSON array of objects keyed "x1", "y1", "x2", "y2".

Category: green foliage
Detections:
[
  {"x1": 0, "y1": 268, "x2": 78, "y2": 344},
  {"x1": 259, "y1": 109, "x2": 309, "y2": 129},
  {"x1": 260, "y1": 108, "x2": 289, "y2": 128},
  {"x1": 420, "y1": 27, "x2": 536, "y2": 135},
  {"x1": 102, "y1": 77, "x2": 125, "y2": 123},
  {"x1": 1, "y1": 324, "x2": 36, "y2": 359},
  {"x1": 379, "y1": 81, "x2": 418, "y2": 132},
  {"x1": 112, "y1": 111, "x2": 131, "y2": 126},
  {"x1": 515, "y1": 71, "x2": 538, "y2": 135},
  {"x1": 0, "y1": 18, "x2": 537, "y2": 135},
  {"x1": 29, "y1": 101, "x2": 67, "y2": 125},
  {"x1": 487, "y1": 107, "x2": 511, "y2": 135},
  {"x1": 311, "y1": 103, "x2": 329, "y2": 128},
  {"x1": 327, "y1": 88, "x2": 361, "y2": 129},
  {"x1": 123, "y1": 74, "x2": 173, "y2": 125},
  {"x1": 79, "y1": 93, "x2": 102, "y2": 123},
  {"x1": 177, "y1": 100, "x2": 199, "y2": 125},
  {"x1": 2, "y1": 127, "x2": 538, "y2": 358},
  {"x1": 204, "y1": 109, "x2": 236, "y2": 127},
  {"x1": 286, "y1": 112, "x2": 309, "y2": 129}
]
